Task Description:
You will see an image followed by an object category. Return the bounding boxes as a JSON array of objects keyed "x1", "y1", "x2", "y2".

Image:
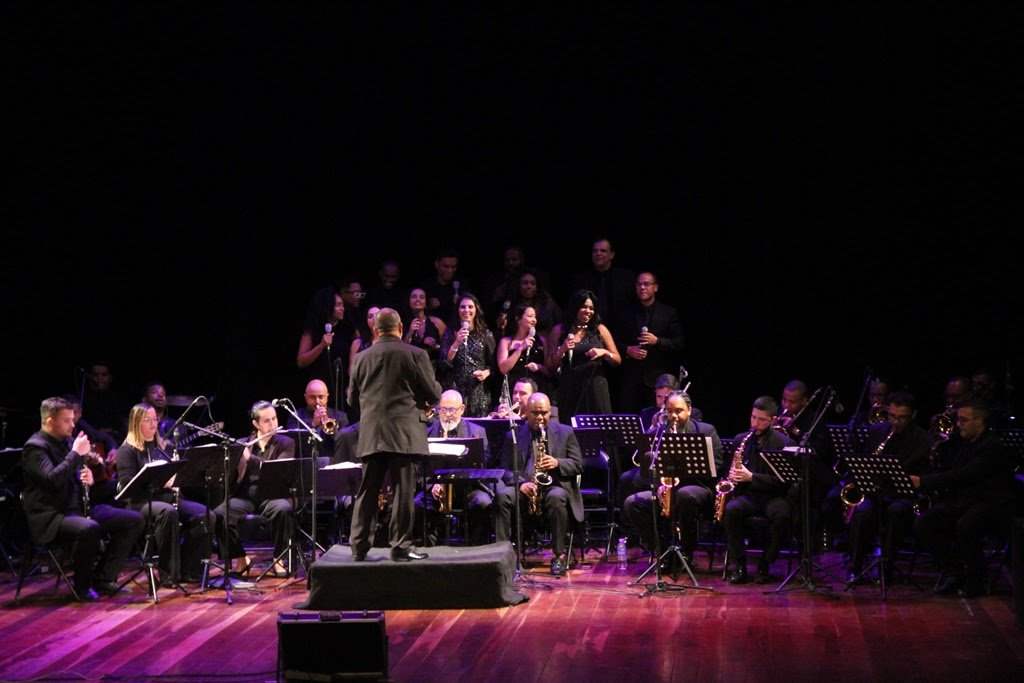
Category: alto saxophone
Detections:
[
  {"x1": 714, "y1": 429, "x2": 754, "y2": 523},
  {"x1": 527, "y1": 426, "x2": 552, "y2": 516}
]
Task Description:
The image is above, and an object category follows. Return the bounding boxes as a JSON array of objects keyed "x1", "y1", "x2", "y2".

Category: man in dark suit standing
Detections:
[
  {"x1": 348, "y1": 308, "x2": 442, "y2": 562},
  {"x1": 501, "y1": 392, "x2": 583, "y2": 576},
  {"x1": 615, "y1": 271, "x2": 685, "y2": 414},
  {"x1": 21, "y1": 396, "x2": 144, "y2": 600}
]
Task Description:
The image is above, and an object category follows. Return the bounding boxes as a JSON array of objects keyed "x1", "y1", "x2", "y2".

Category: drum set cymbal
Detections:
[{"x1": 165, "y1": 395, "x2": 214, "y2": 408}]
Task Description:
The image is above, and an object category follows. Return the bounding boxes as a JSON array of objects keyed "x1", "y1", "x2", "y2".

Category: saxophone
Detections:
[
  {"x1": 654, "y1": 418, "x2": 680, "y2": 518},
  {"x1": 527, "y1": 426, "x2": 552, "y2": 516},
  {"x1": 714, "y1": 429, "x2": 754, "y2": 523}
]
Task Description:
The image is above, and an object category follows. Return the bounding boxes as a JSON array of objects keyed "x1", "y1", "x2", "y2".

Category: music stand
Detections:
[
  {"x1": 573, "y1": 427, "x2": 617, "y2": 560},
  {"x1": 202, "y1": 439, "x2": 249, "y2": 604},
  {"x1": 842, "y1": 455, "x2": 916, "y2": 600},
  {"x1": 317, "y1": 462, "x2": 362, "y2": 546},
  {"x1": 115, "y1": 459, "x2": 186, "y2": 603},
  {"x1": 177, "y1": 445, "x2": 229, "y2": 589},
  {"x1": 827, "y1": 424, "x2": 870, "y2": 462},
  {"x1": 629, "y1": 433, "x2": 716, "y2": 596},
  {"x1": 253, "y1": 457, "x2": 318, "y2": 584},
  {"x1": 0, "y1": 448, "x2": 19, "y2": 576},
  {"x1": 571, "y1": 414, "x2": 645, "y2": 497},
  {"x1": 768, "y1": 388, "x2": 841, "y2": 597}
]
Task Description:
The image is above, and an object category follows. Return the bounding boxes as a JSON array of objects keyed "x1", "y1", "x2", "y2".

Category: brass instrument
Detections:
[
  {"x1": 656, "y1": 473, "x2": 680, "y2": 518},
  {"x1": 527, "y1": 426, "x2": 552, "y2": 516},
  {"x1": 316, "y1": 407, "x2": 338, "y2": 435},
  {"x1": 378, "y1": 485, "x2": 390, "y2": 512},
  {"x1": 868, "y1": 403, "x2": 889, "y2": 423},
  {"x1": 929, "y1": 405, "x2": 955, "y2": 439},
  {"x1": 714, "y1": 429, "x2": 754, "y2": 523},
  {"x1": 437, "y1": 479, "x2": 455, "y2": 515}
]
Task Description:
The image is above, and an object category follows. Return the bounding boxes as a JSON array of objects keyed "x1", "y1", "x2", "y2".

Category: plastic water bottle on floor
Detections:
[{"x1": 616, "y1": 537, "x2": 628, "y2": 571}]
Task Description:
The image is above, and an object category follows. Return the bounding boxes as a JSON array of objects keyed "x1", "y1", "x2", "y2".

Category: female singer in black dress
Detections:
[
  {"x1": 296, "y1": 286, "x2": 345, "y2": 387},
  {"x1": 497, "y1": 304, "x2": 552, "y2": 398},
  {"x1": 403, "y1": 287, "x2": 447, "y2": 368},
  {"x1": 438, "y1": 293, "x2": 496, "y2": 417},
  {"x1": 547, "y1": 289, "x2": 621, "y2": 421},
  {"x1": 116, "y1": 403, "x2": 214, "y2": 584}
]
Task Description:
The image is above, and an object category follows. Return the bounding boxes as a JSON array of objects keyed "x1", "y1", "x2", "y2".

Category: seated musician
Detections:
[
  {"x1": 621, "y1": 390, "x2": 722, "y2": 569},
  {"x1": 214, "y1": 401, "x2": 295, "y2": 577},
  {"x1": 911, "y1": 400, "x2": 1017, "y2": 597},
  {"x1": 500, "y1": 392, "x2": 582, "y2": 577},
  {"x1": 116, "y1": 403, "x2": 215, "y2": 585},
  {"x1": 638, "y1": 374, "x2": 702, "y2": 430},
  {"x1": 22, "y1": 397, "x2": 144, "y2": 600},
  {"x1": 62, "y1": 393, "x2": 118, "y2": 504},
  {"x1": 722, "y1": 396, "x2": 795, "y2": 584},
  {"x1": 286, "y1": 379, "x2": 349, "y2": 464},
  {"x1": 488, "y1": 377, "x2": 537, "y2": 419},
  {"x1": 845, "y1": 391, "x2": 934, "y2": 584},
  {"x1": 415, "y1": 390, "x2": 512, "y2": 546}
]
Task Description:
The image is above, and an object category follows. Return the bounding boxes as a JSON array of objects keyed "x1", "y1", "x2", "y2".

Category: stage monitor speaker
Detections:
[{"x1": 277, "y1": 611, "x2": 388, "y2": 681}]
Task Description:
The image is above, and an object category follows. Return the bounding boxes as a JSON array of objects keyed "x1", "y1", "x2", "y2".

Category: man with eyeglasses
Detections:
[
  {"x1": 615, "y1": 272, "x2": 685, "y2": 415},
  {"x1": 415, "y1": 390, "x2": 511, "y2": 546},
  {"x1": 844, "y1": 391, "x2": 935, "y2": 585},
  {"x1": 911, "y1": 401, "x2": 1016, "y2": 597}
]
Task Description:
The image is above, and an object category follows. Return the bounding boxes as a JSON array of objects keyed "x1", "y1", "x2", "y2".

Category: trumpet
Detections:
[
  {"x1": 316, "y1": 406, "x2": 338, "y2": 434},
  {"x1": 929, "y1": 405, "x2": 956, "y2": 439}
]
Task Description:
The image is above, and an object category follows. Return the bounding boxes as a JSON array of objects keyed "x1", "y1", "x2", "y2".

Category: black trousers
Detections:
[
  {"x1": 131, "y1": 496, "x2": 213, "y2": 580},
  {"x1": 215, "y1": 496, "x2": 294, "y2": 560},
  {"x1": 56, "y1": 504, "x2": 144, "y2": 593},
  {"x1": 915, "y1": 498, "x2": 1003, "y2": 580},
  {"x1": 623, "y1": 485, "x2": 712, "y2": 554},
  {"x1": 723, "y1": 494, "x2": 791, "y2": 569},
  {"x1": 349, "y1": 453, "x2": 418, "y2": 555}
]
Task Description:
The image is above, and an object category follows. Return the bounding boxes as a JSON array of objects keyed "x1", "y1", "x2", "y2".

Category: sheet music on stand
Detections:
[
  {"x1": 845, "y1": 455, "x2": 916, "y2": 497},
  {"x1": 997, "y1": 428, "x2": 1024, "y2": 461},
  {"x1": 317, "y1": 461, "x2": 362, "y2": 498},
  {"x1": 759, "y1": 450, "x2": 802, "y2": 485},
  {"x1": 115, "y1": 460, "x2": 183, "y2": 503},
  {"x1": 634, "y1": 433, "x2": 717, "y2": 479},
  {"x1": 827, "y1": 424, "x2": 870, "y2": 458}
]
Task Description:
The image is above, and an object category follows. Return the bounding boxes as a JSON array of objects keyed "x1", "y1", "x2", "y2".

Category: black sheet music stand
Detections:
[
  {"x1": 998, "y1": 428, "x2": 1024, "y2": 468},
  {"x1": 827, "y1": 424, "x2": 870, "y2": 462},
  {"x1": 200, "y1": 440, "x2": 248, "y2": 603},
  {"x1": 842, "y1": 455, "x2": 916, "y2": 600},
  {"x1": 572, "y1": 427, "x2": 618, "y2": 560},
  {"x1": 629, "y1": 433, "x2": 716, "y2": 595},
  {"x1": 759, "y1": 450, "x2": 801, "y2": 487},
  {"x1": 571, "y1": 414, "x2": 645, "y2": 495},
  {"x1": 115, "y1": 459, "x2": 185, "y2": 603},
  {"x1": 0, "y1": 448, "x2": 21, "y2": 576},
  {"x1": 253, "y1": 458, "x2": 318, "y2": 584},
  {"x1": 176, "y1": 445, "x2": 228, "y2": 588}
]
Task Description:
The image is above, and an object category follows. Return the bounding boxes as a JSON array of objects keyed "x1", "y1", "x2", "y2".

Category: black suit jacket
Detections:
[
  {"x1": 616, "y1": 300, "x2": 685, "y2": 388},
  {"x1": 21, "y1": 430, "x2": 85, "y2": 544},
  {"x1": 501, "y1": 421, "x2": 584, "y2": 522},
  {"x1": 348, "y1": 335, "x2": 442, "y2": 459}
]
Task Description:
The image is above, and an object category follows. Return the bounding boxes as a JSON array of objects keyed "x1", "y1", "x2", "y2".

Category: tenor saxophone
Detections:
[
  {"x1": 714, "y1": 429, "x2": 754, "y2": 523},
  {"x1": 527, "y1": 426, "x2": 552, "y2": 516}
]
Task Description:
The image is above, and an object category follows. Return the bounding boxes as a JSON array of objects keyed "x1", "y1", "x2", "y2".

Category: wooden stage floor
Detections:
[{"x1": 1, "y1": 547, "x2": 1022, "y2": 682}]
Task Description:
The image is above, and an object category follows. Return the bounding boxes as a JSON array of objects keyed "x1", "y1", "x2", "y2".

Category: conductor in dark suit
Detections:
[
  {"x1": 501, "y1": 392, "x2": 583, "y2": 576},
  {"x1": 348, "y1": 308, "x2": 443, "y2": 562}
]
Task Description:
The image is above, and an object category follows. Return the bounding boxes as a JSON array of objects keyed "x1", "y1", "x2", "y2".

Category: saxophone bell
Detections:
[{"x1": 840, "y1": 483, "x2": 865, "y2": 524}]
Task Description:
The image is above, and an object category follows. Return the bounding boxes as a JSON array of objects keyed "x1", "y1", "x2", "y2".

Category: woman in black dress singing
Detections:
[
  {"x1": 438, "y1": 293, "x2": 495, "y2": 417},
  {"x1": 403, "y1": 287, "x2": 447, "y2": 367},
  {"x1": 547, "y1": 289, "x2": 621, "y2": 421},
  {"x1": 497, "y1": 304, "x2": 552, "y2": 398}
]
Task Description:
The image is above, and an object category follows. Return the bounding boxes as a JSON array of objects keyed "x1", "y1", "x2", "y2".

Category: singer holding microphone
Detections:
[
  {"x1": 497, "y1": 304, "x2": 552, "y2": 399},
  {"x1": 22, "y1": 397, "x2": 144, "y2": 600},
  {"x1": 615, "y1": 272, "x2": 685, "y2": 415},
  {"x1": 296, "y1": 286, "x2": 345, "y2": 387},
  {"x1": 403, "y1": 287, "x2": 447, "y2": 366},
  {"x1": 547, "y1": 290, "x2": 621, "y2": 422},
  {"x1": 438, "y1": 293, "x2": 496, "y2": 418}
]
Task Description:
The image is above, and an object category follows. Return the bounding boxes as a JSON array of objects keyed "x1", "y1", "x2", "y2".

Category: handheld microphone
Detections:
[
  {"x1": 639, "y1": 326, "x2": 648, "y2": 347},
  {"x1": 503, "y1": 299, "x2": 511, "y2": 312},
  {"x1": 528, "y1": 326, "x2": 536, "y2": 340},
  {"x1": 324, "y1": 322, "x2": 332, "y2": 349}
]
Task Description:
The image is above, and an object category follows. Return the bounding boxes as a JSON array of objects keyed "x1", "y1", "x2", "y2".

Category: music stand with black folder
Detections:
[
  {"x1": 842, "y1": 455, "x2": 916, "y2": 600},
  {"x1": 177, "y1": 445, "x2": 231, "y2": 590},
  {"x1": 629, "y1": 432, "x2": 716, "y2": 596},
  {"x1": 427, "y1": 438, "x2": 494, "y2": 545},
  {"x1": 769, "y1": 387, "x2": 842, "y2": 597},
  {"x1": 115, "y1": 459, "x2": 186, "y2": 603},
  {"x1": 573, "y1": 427, "x2": 617, "y2": 560},
  {"x1": 827, "y1": 424, "x2": 870, "y2": 463},
  {"x1": 570, "y1": 414, "x2": 645, "y2": 498},
  {"x1": 252, "y1": 457, "x2": 319, "y2": 585}
]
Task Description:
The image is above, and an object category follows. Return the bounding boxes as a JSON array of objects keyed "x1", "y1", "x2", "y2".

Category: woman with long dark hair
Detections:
[{"x1": 438, "y1": 293, "x2": 495, "y2": 417}]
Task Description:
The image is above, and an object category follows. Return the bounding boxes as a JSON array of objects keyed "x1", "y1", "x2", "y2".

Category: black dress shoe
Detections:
[
  {"x1": 754, "y1": 569, "x2": 774, "y2": 585},
  {"x1": 94, "y1": 581, "x2": 130, "y2": 596},
  {"x1": 352, "y1": 552, "x2": 367, "y2": 561},
  {"x1": 550, "y1": 554, "x2": 567, "y2": 577},
  {"x1": 391, "y1": 548, "x2": 429, "y2": 562},
  {"x1": 728, "y1": 566, "x2": 749, "y2": 584},
  {"x1": 75, "y1": 587, "x2": 101, "y2": 602}
]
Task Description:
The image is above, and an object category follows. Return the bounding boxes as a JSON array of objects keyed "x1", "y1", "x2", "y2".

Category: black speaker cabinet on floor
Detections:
[{"x1": 277, "y1": 611, "x2": 388, "y2": 681}]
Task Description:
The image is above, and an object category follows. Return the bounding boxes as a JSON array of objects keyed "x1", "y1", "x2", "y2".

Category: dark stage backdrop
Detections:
[{"x1": 2, "y1": 6, "x2": 1018, "y2": 444}]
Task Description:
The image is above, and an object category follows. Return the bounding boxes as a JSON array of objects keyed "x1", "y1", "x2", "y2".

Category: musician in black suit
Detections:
[
  {"x1": 621, "y1": 391, "x2": 722, "y2": 567},
  {"x1": 500, "y1": 392, "x2": 583, "y2": 576},
  {"x1": 615, "y1": 272, "x2": 685, "y2": 414},
  {"x1": 21, "y1": 397, "x2": 144, "y2": 600},
  {"x1": 416, "y1": 389, "x2": 513, "y2": 545},
  {"x1": 722, "y1": 396, "x2": 795, "y2": 584},
  {"x1": 348, "y1": 308, "x2": 443, "y2": 562},
  {"x1": 845, "y1": 392, "x2": 934, "y2": 584},
  {"x1": 286, "y1": 379, "x2": 349, "y2": 464},
  {"x1": 911, "y1": 401, "x2": 1017, "y2": 597},
  {"x1": 215, "y1": 401, "x2": 296, "y2": 576},
  {"x1": 570, "y1": 237, "x2": 635, "y2": 333}
]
